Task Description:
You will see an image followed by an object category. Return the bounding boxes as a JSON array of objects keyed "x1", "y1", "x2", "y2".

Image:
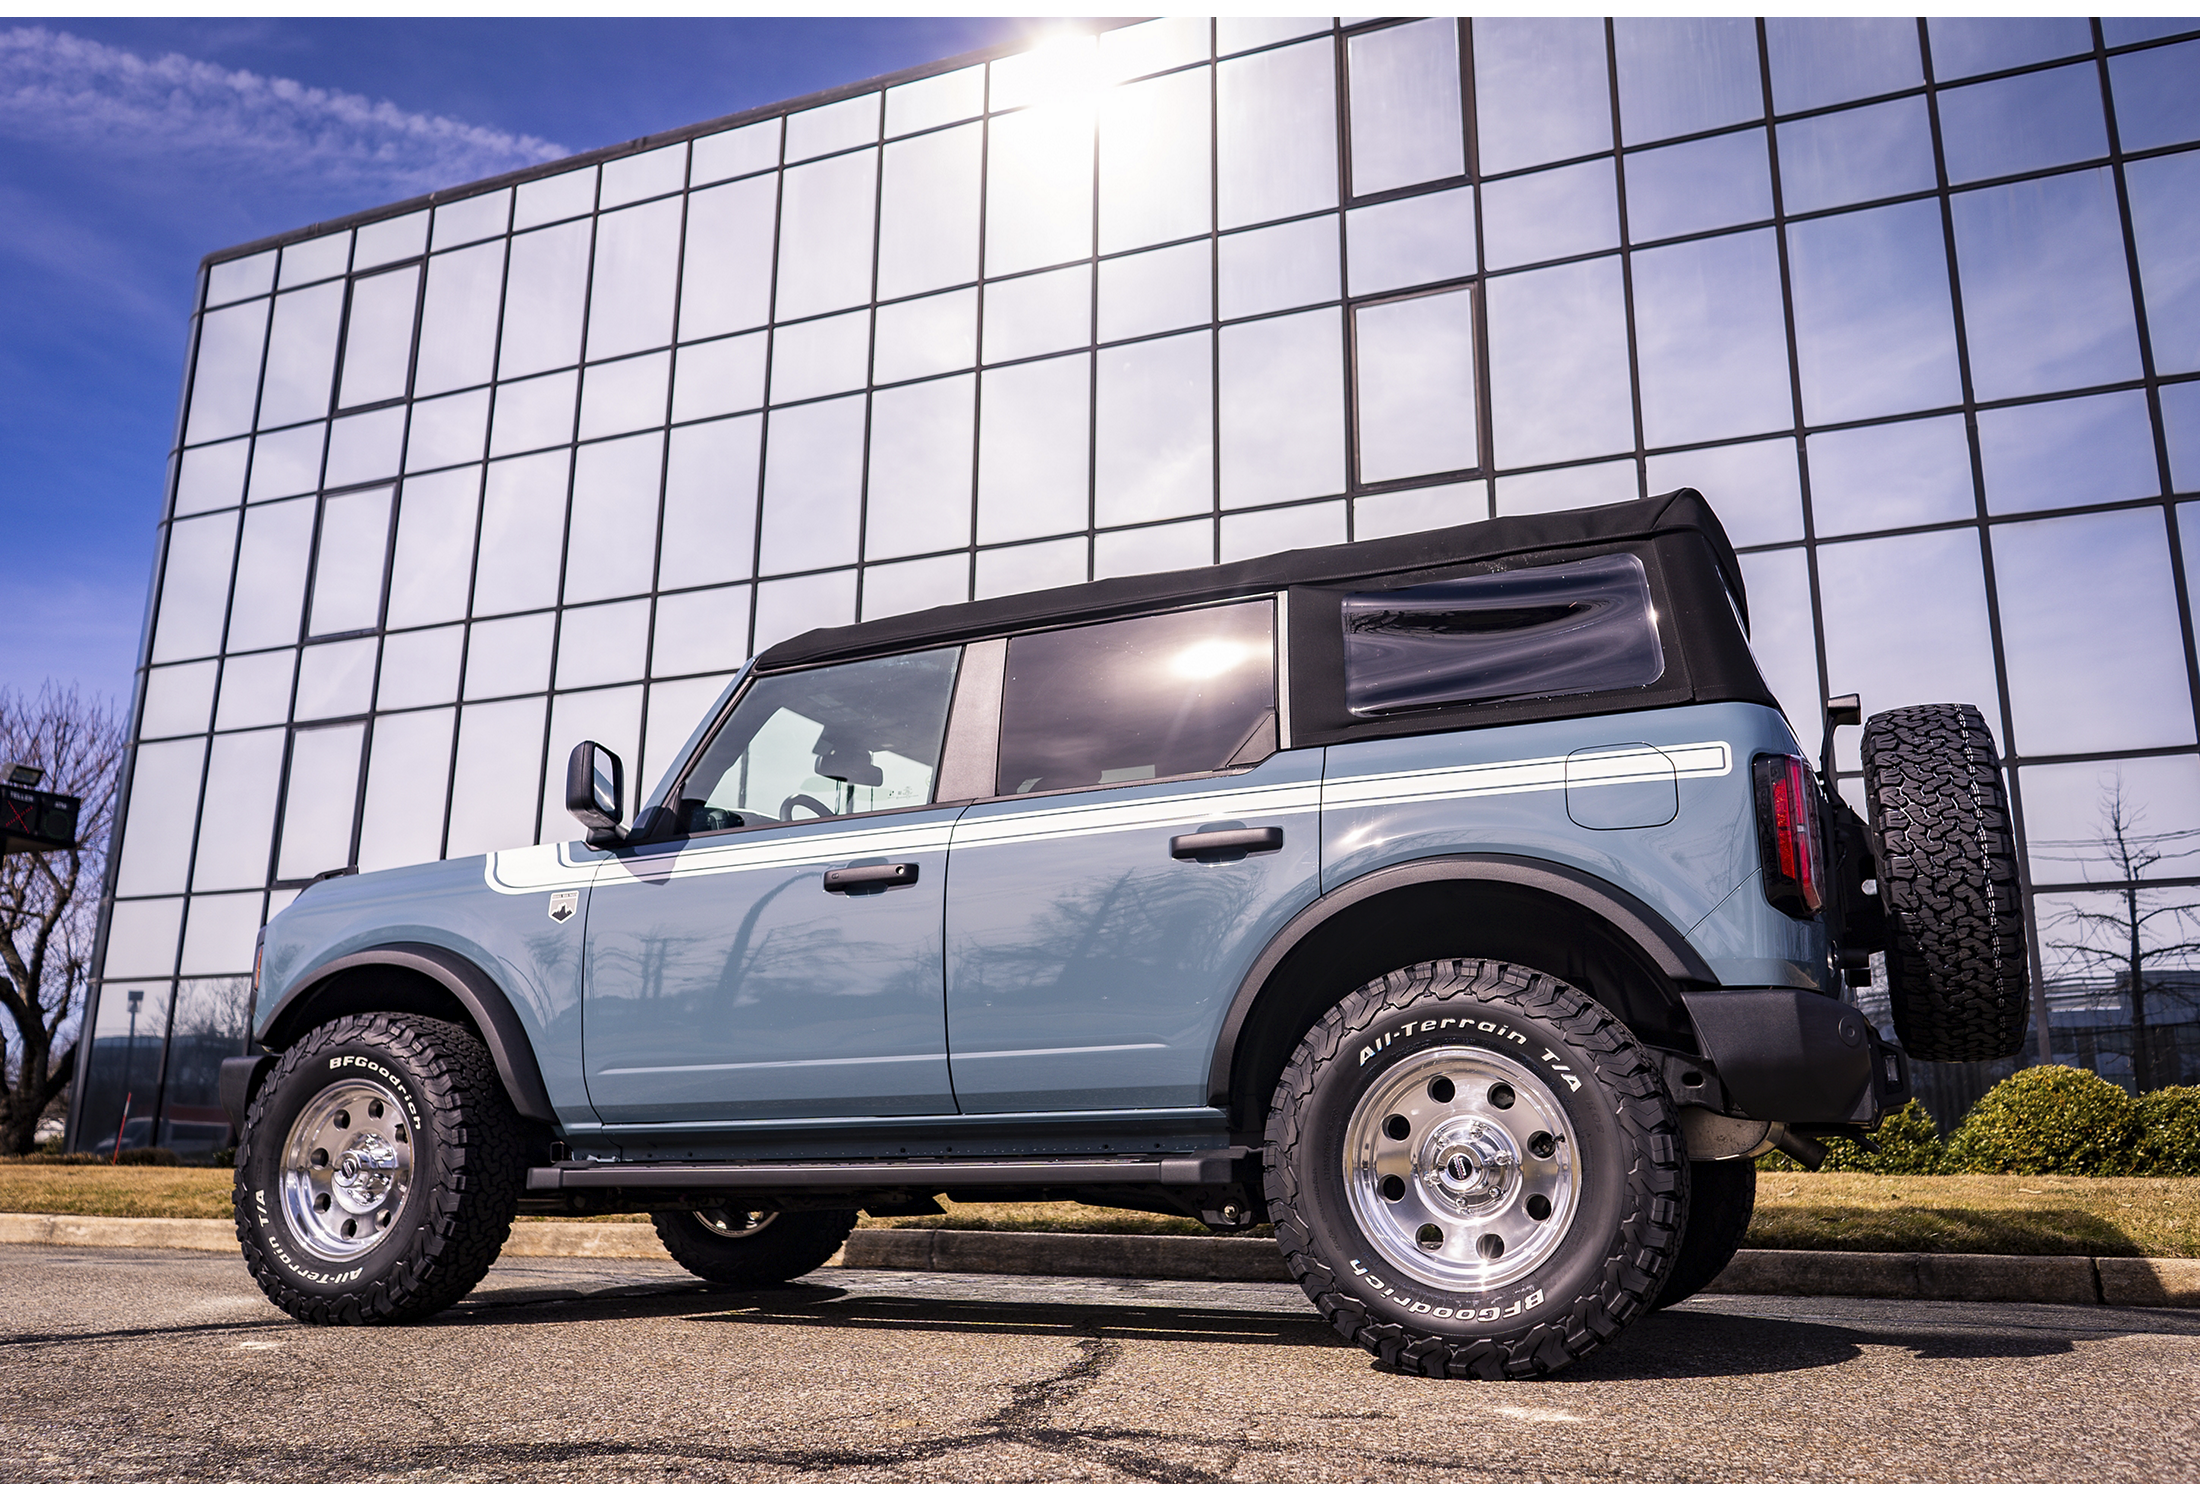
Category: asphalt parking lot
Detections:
[{"x1": 6, "y1": 1244, "x2": 2197, "y2": 1482}]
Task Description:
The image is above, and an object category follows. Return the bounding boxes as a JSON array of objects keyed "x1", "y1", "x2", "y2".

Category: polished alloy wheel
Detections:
[
  {"x1": 693, "y1": 1208, "x2": 779, "y2": 1239},
  {"x1": 1343, "y1": 1045, "x2": 1579, "y2": 1291},
  {"x1": 279, "y1": 1078, "x2": 414, "y2": 1261}
]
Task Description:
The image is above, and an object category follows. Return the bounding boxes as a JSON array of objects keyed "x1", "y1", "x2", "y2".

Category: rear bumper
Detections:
[{"x1": 1680, "y1": 988, "x2": 1908, "y2": 1125}]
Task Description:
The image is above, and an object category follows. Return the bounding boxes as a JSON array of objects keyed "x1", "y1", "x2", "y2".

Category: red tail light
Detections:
[{"x1": 1753, "y1": 753, "x2": 1823, "y2": 918}]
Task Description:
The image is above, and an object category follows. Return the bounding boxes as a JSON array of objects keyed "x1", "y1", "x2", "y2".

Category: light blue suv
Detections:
[{"x1": 221, "y1": 491, "x2": 2028, "y2": 1377}]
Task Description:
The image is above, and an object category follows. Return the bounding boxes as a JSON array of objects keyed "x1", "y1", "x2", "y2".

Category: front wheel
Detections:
[{"x1": 1266, "y1": 960, "x2": 1687, "y2": 1379}]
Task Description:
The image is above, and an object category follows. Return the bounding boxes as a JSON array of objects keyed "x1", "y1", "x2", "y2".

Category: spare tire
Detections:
[{"x1": 1859, "y1": 703, "x2": 2029, "y2": 1061}]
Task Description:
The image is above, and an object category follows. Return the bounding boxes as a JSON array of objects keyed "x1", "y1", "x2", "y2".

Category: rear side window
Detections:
[
  {"x1": 1341, "y1": 553, "x2": 1665, "y2": 717},
  {"x1": 996, "y1": 600, "x2": 1276, "y2": 795}
]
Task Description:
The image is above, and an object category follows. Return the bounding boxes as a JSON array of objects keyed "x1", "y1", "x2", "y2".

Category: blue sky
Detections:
[{"x1": 0, "y1": 17, "x2": 1032, "y2": 714}]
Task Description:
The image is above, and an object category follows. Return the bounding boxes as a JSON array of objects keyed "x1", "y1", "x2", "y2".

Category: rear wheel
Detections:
[
  {"x1": 1653, "y1": 1157, "x2": 1755, "y2": 1309},
  {"x1": 650, "y1": 1206, "x2": 856, "y2": 1285},
  {"x1": 1265, "y1": 960, "x2": 1687, "y2": 1379}
]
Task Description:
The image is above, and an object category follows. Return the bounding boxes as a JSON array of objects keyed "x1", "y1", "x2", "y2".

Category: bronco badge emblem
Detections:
[{"x1": 548, "y1": 890, "x2": 578, "y2": 923}]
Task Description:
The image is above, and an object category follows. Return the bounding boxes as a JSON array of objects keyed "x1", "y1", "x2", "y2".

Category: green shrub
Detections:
[
  {"x1": 1944, "y1": 1065, "x2": 2139, "y2": 1176},
  {"x1": 1755, "y1": 1098, "x2": 1944, "y2": 1173},
  {"x1": 2133, "y1": 1086, "x2": 2200, "y2": 1177},
  {"x1": 112, "y1": 1147, "x2": 182, "y2": 1168}
]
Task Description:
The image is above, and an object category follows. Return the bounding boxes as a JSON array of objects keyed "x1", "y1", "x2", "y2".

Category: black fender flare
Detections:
[
  {"x1": 1204, "y1": 852, "x2": 1720, "y2": 1108},
  {"x1": 259, "y1": 941, "x2": 558, "y2": 1123}
]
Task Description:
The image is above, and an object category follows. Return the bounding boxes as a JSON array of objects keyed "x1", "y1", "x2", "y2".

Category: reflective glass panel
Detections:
[
  {"x1": 680, "y1": 176, "x2": 778, "y2": 340},
  {"x1": 1624, "y1": 129, "x2": 1772, "y2": 243},
  {"x1": 1773, "y1": 97, "x2": 1937, "y2": 215},
  {"x1": 787, "y1": 92, "x2": 880, "y2": 162},
  {"x1": 113, "y1": 741, "x2": 204, "y2": 896},
  {"x1": 152, "y1": 513, "x2": 238, "y2": 663},
  {"x1": 752, "y1": 570, "x2": 856, "y2": 652},
  {"x1": 2021, "y1": 754, "x2": 2200, "y2": 885},
  {"x1": 2126, "y1": 149, "x2": 2200, "y2": 376},
  {"x1": 1471, "y1": 18, "x2": 1611, "y2": 176},
  {"x1": 1486, "y1": 258, "x2": 1634, "y2": 469},
  {"x1": 214, "y1": 649, "x2": 296, "y2": 731},
  {"x1": 293, "y1": 637, "x2": 377, "y2": 722},
  {"x1": 445, "y1": 696, "x2": 547, "y2": 858},
  {"x1": 1221, "y1": 499, "x2": 1345, "y2": 562},
  {"x1": 886, "y1": 64, "x2": 985, "y2": 137},
  {"x1": 1979, "y1": 391, "x2": 2161, "y2": 515},
  {"x1": 174, "y1": 439, "x2": 249, "y2": 518},
  {"x1": 2110, "y1": 39, "x2": 2200, "y2": 152},
  {"x1": 246, "y1": 424, "x2": 324, "y2": 502},
  {"x1": 488, "y1": 370, "x2": 577, "y2": 458},
  {"x1": 356, "y1": 706, "x2": 454, "y2": 872},
  {"x1": 770, "y1": 310, "x2": 871, "y2": 405},
  {"x1": 641, "y1": 672, "x2": 735, "y2": 798},
  {"x1": 1765, "y1": 18, "x2": 1922, "y2": 114},
  {"x1": 976, "y1": 536, "x2": 1087, "y2": 598},
  {"x1": 1993, "y1": 509, "x2": 2194, "y2": 755},
  {"x1": 1735, "y1": 546, "x2": 1824, "y2": 734},
  {"x1": 498, "y1": 222, "x2": 592, "y2": 379},
  {"x1": 513, "y1": 167, "x2": 596, "y2": 230},
  {"x1": 322, "y1": 407, "x2": 404, "y2": 489},
  {"x1": 1481, "y1": 161, "x2": 1617, "y2": 271},
  {"x1": 337, "y1": 266, "x2": 418, "y2": 409},
  {"x1": 1219, "y1": 18, "x2": 1329, "y2": 54},
  {"x1": 1807, "y1": 414, "x2": 1975, "y2": 536},
  {"x1": 2167, "y1": 382, "x2": 2200, "y2": 492},
  {"x1": 1219, "y1": 308, "x2": 1347, "y2": 510},
  {"x1": 158, "y1": 976, "x2": 253, "y2": 1143},
  {"x1": 1354, "y1": 480, "x2": 1486, "y2": 540},
  {"x1": 1494, "y1": 458, "x2": 1639, "y2": 516},
  {"x1": 83, "y1": 982, "x2": 173, "y2": 1151},
  {"x1": 1348, "y1": 19, "x2": 1464, "y2": 196},
  {"x1": 186, "y1": 301, "x2": 269, "y2": 444},
  {"x1": 1632, "y1": 228, "x2": 1793, "y2": 448},
  {"x1": 1218, "y1": 37, "x2": 1339, "y2": 229},
  {"x1": 566, "y1": 432, "x2": 662, "y2": 604},
  {"x1": 1095, "y1": 330, "x2": 1213, "y2": 527},
  {"x1": 465, "y1": 612, "x2": 556, "y2": 700},
  {"x1": 1953, "y1": 170, "x2": 2142, "y2": 402},
  {"x1": 2102, "y1": 19, "x2": 2200, "y2": 45},
  {"x1": 759, "y1": 396, "x2": 865, "y2": 575},
  {"x1": 986, "y1": 107, "x2": 1093, "y2": 276},
  {"x1": 1101, "y1": 16, "x2": 1209, "y2": 79},
  {"x1": 1098, "y1": 241, "x2": 1212, "y2": 344},
  {"x1": 473, "y1": 453, "x2": 570, "y2": 617},
  {"x1": 191, "y1": 728, "x2": 284, "y2": 891},
  {"x1": 1356, "y1": 288, "x2": 1478, "y2": 483},
  {"x1": 307, "y1": 487, "x2": 392, "y2": 637},
  {"x1": 430, "y1": 189, "x2": 509, "y2": 250},
  {"x1": 141, "y1": 660, "x2": 219, "y2": 740},
  {"x1": 414, "y1": 242, "x2": 505, "y2": 398},
  {"x1": 406, "y1": 389, "x2": 489, "y2": 472},
  {"x1": 1940, "y1": 63, "x2": 2109, "y2": 184},
  {"x1": 672, "y1": 332, "x2": 768, "y2": 422},
  {"x1": 983, "y1": 265, "x2": 1092, "y2": 365},
  {"x1": 866, "y1": 375, "x2": 975, "y2": 559},
  {"x1": 692, "y1": 118, "x2": 779, "y2": 185},
  {"x1": 540, "y1": 685, "x2": 644, "y2": 842},
  {"x1": 977, "y1": 355, "x2": 1090, "y2": 544},
  {"x1": 586, "y1": 199, "x2": 682, "y2": 360},
  {"x1": 862, "y1": 554, "x2": 969, "y2": 621},
  {"x1": 776, "y1": 150, "x2": 878, "y2": 320},
  {"x1": 276, "y1": 232, "x2": 347, "y2": 290},
  {"x1": 1614, "y1": 19, "x2": 1762, "y2": 145},
  {"x1": 1218, "y1": 216, "x2": 1339, "y2": 319},
  {"x1": 878, "y1": 122, "x2": 982, "y2": 300},
  {"x1": 210, "y1": 249, "x2": 277, "y2": 303},
  {"x1": 1786, "y1": 200, "x2": 1961, "y2": 424},
  {"x1": 353, "y1": 211, "x2": 426, "y2": 270},
  {"x1": 660, "y1": 416, "x2": 762, "y2": 591},
  {"x1": 555, "y1": 598, "x2": 651, "y2": 689},
  {"x1": 377, "y1": 625, "x2": 464, "y2": 710},
  {"x1": 577, "y1": 352, "x2": 670, "y2": 440},
  {"x1": 1645, "y1": 438, "x2": 1804, "y2": 548},
  {"x1": 225, "y1": 498, "x2": 313, "y2": 652},
  {"x1": 385, "y1": 467, "x2": 481, "y2": 629},
  {"x1": 1101, "y1": 66, "x2": 1211, "y2": 253},
  {"x1": 1927, "y1": 18, "x2": 2093, "y2": 80},
  {"x1": 1816, "y1": 529, "x2": 2000, "y2": 768},
  {"x1": 874, "y1": 289, "x2": 977, "y2": 386},
  {"x1": 104, "y1": 898, "x2": 184, "y2": 980},
  {"x1": 600, "y1": 142, "x2": 687, "y2": 207},
  {"x1": 652, "y1": 584, "x2": 752, "y2": 679},
  {"x1": 989, "y1": 34, "x2": 1098, "y2": 113},
  {"x1": 257, "y1": 283, "x2": 343, "y2": 430},
  {"x1": 1345, "y1": 186, "x2": 1476, "y2": 295}
]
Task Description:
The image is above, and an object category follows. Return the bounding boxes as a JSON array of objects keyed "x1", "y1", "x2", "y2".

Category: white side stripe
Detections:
[{"x1": 1322, "y1": 741, "x2": 1731, "y2": 812}]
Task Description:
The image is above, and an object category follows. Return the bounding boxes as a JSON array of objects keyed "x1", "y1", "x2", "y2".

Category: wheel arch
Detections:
[
  {"x1": 1207, "y1": 854, "x2": 1718, "y2": 1132},
  {"x1": 258, "y1": 943, "x2": 557, "y2": 1123}
]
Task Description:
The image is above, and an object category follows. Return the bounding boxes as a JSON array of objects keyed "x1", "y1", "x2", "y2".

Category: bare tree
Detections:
[
  {"x1": 2032, "y1": 776, "x2": 2200, "y2": 1093},
  {"x1": 0, "y1": 683, "x2": 124, "y2": 1155}
]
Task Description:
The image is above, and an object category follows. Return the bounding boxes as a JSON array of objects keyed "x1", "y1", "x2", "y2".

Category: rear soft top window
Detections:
[{"x1": 1341, "y1": 552, "x2": 1666, "y2": 717}]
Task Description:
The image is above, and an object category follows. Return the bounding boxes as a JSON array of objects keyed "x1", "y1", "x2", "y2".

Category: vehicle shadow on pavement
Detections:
[{"x1": 1545, "y1": 1308, "x2": 2085, "y2": 1381}]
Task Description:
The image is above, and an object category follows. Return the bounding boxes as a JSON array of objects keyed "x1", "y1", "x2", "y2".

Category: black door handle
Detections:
[
  {"x1": 823, "y1": 862, "x2": 920, "y2": 892},
  {"x1": 1169, "y1": 827, "x2": 1284, "y2": 861}
]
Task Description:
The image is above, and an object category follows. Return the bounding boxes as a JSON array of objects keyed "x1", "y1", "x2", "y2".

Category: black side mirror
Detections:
[{"x1": 565, "y1": 741, "x2": 624, "y2": 846}]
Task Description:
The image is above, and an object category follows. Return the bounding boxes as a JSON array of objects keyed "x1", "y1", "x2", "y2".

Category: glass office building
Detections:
[{"x1": 69, "y1": 17, "x2": 2200, "y2": 1153}]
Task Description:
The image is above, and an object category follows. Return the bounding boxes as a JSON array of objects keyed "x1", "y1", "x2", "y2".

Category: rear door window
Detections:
[{"x1": 995, "y1": 599, "x2": 1276, "y2": 795}]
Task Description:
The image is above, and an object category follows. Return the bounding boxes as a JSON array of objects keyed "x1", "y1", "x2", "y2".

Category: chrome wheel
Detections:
[
  {"x1": 279, "y1": 1078, "x2": 413, "y2": 1261},
  {"x1": 1343, "y1": 1045, "x2": 1579, "y2": 1292},
  {"x1": 693, "y1": 1208, "x2": 778, "y2": 1239}
]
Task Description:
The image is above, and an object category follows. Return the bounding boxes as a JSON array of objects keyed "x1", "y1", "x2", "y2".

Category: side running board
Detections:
[{"x1": 525, "y1": 1149, "x2": 1245, "y2": 1195}]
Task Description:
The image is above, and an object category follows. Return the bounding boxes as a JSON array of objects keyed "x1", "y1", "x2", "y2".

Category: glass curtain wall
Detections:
[{"x1": 71, "y1": 17, "x2": 2200, "y2": 1152}]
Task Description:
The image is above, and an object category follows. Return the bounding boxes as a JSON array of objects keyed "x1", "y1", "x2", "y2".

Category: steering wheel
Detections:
[{"x1": 780, "y1": 793, "x2": 835, "y2": 821}]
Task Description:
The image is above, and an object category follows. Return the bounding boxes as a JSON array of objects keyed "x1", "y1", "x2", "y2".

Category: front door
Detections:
[{"x1": 583, "y1": 647, "x2": 965, "y2": 1123}]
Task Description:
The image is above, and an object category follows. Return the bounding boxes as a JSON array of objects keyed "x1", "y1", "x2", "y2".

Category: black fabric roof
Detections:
[{"x1": 759, "y1": 490, "x2": 1748, "y2": 672}]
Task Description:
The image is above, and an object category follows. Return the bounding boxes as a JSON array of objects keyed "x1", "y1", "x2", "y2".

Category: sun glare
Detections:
[{"x1": 1170, "y1": 638, "x2": 1259, "y2": 681}]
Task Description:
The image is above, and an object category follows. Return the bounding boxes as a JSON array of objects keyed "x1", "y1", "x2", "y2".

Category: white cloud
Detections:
[{"x1": 0, "y1": 26, "x2": 567, "y2": 195}]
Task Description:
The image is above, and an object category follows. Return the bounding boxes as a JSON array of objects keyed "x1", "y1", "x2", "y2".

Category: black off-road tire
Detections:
[
  {"x1": 1652, "y1": 1157, "x2": 1755, "y2": 1309},
  {"x1": 650, "y1": 1207, "x2": 857, "y2": 1285},
  {"x1": 1265, "y1": 960, "x2": 1688, "y2": 1379},
  {"x1": 1859, "y1": 703, "x2": 2029, "y2": 1062},
  {"x1": 234, "y1": 1013, "x2": 524, "y2": 1325}
]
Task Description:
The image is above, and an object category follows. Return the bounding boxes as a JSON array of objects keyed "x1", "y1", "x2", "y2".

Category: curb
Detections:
[{"x1": 5, "y1": 1214, "x2": 2195, "y2": 1308}]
